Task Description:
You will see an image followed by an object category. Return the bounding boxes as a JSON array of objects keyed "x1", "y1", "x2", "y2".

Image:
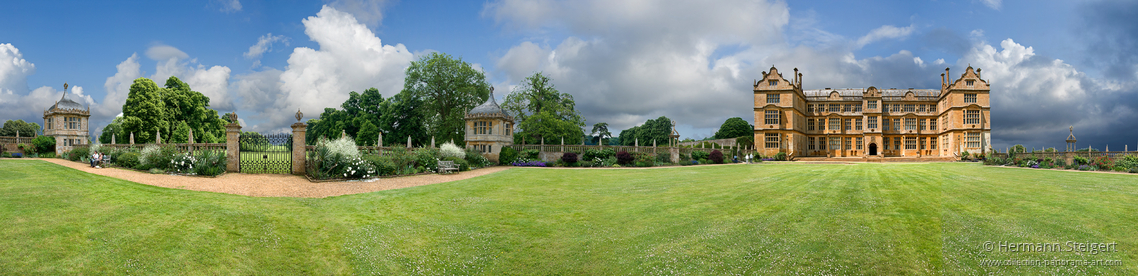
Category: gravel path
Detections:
[{"x1": 33, "y1": 158, "x2": 512, "y2": 198}]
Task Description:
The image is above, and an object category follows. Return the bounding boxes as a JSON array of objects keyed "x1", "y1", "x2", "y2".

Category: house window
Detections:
[
  {"x1": 893, "y1": 137, "x2": 901, "y2": 150},
  {"x1": 929, "y1": 105, "x2": 936, "y2": 113},
  {"x1": 905, "y1": 118, "x2": 916, "y2": 131},
  {"x1": 807, "y1": 119, "x2": 815, "y2": 131},
  {"x1": 765, "y1": 133, "x2": 779, "y2": 148},
  {"x1": 818, "y1": 137, "x2": 826, "y2": 150},
  {"x1": 829, "y1": 104, "x2": 839, "y2": 112},
  {"x1": 917, "y1": 105, "x2": 926, "y2": 113},
  {"x1": 965, "y1": 110, "x2": 980, "y2": 125},
  {"x1": 488, "y1": 121, "x2": 494, "y2": 135},
  {"x1": 829, "y1": 137, "x2": 841, "y2": 151},
  {"x1": 965, "y1": 93, "x2": 977, "y2": 103},
  {"x1": 884, "y1": 137, "x2": 890, "y2": 150},
  {"x1": 919, "y1": 119, "x2": 926, "y2": 130},
  {"x1": 765, "y1": 110, "x2": 779, "y2": 125},
  {"x1": 829, "y1": 118, "x2": 840, "y2": 131},
  {"x1": 855, "y1": 119, "x2": 863, "y2": 130},
  {"x1": 867, "y1": 116, "x2": 878, "y2": 129},
  {"x1": 46, "y1": 118, "x2": 52, "y2": 130},
  {"x1": 883, "y1": 118, "x2": 889, "y2": 131},
  {"x1": 844, "y1": 137, "x2": 852, "y2": 150},
  {"x1": 817, "y1": 119, "x2": 825, "y2": 131},
  {"x1": 931, "y1": 137, "x2": 937, "y2": 149},
  {"x1": 854, "y1": 104, "x2": 862, "y2": 113},
  {"x1": 767, "y1": 93, "x2": 780, "y2": 104},
  {"x1": 808, "y1": 104, "x2": 814, "y2": 113},
  {"x1": 892, "y1": 104, "x2": 900, "y2": 113},
  {"x1": 769, "y1": 80, "x2": 778, "y2": 86},
  {"x1": 929, "y1": 119, "x2": 936, "y2": 130},
  {"x1": 966, "y1": 80, "x2": 975, "y2": 87},
  {"x1": 842, "y1": 104, "x2": 851, "y2": 113},
  {"x1": 808, "y1": 137, "x2": 815, "y2": 150},
  {"x1": 844, "y1": 118, "x2": 852, "y2": 131},
  {"x1": 856, "y1": 137, "x2": 863, "y2": 150},
  {"x1": 893, "y1": 119, "x2": 901, "y2": 132},
  {"x1": 905, "y1": 137, "x2": 916, "y2": 150},
  {"x1": 867, "y1": 100, "x2": 877, "y2": 109},
  {"x1": 920, "y1": 138, "x2": 926, "y2": 150},
  {"x1": 966, "y1": 132, "x2": 981, "y2": 148},
  {"x1": 903, "y1": 104, "x2": 915, "y2": 112}
]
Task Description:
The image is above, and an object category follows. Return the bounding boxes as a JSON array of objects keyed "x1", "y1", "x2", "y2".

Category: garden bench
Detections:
[{"x1": 437, "y1": 160, "x2": 459, "y2": 174}]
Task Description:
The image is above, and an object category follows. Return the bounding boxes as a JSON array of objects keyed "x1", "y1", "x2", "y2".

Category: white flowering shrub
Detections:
[
  {"x1": 87, "y1": 144, "x2": 103, "y2": 156},
  {"x1": 439, "y1": 142, "x2": 464, "y2": 159},
  {"x1": 170, "y1": 153, "x2": 197, "y2": 174},
  {"x1": 139, "y1": 144, "x2": 160, "y2": 167},
  {"x1": 340, "y1": 157, "x2": 377, "y2": 179}
]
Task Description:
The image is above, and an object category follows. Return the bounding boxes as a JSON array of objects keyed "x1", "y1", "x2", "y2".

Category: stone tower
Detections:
[
  {"x1": 43, "y1": 83, "x2": 91, "y2": 155},
  {"x1": 464, "y1": 89, "x2": 514, "y2": 162}
]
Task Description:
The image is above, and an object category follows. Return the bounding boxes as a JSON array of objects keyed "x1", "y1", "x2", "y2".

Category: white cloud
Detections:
[
  {"x1": 144, "y1": 44, "x2": 189, "y2": 61},
  {"x1": 97, "y1": 53, "x2": 142, "y2": 119},
  {"x1": 232, "y1": 5, "x2": 412, "y2": 132},
  {"x1": 324, "y1": 0, "x2": 391, "y2": 28},
  {"x1": 979, "y1": 0, "x2": 1001, "y2": 10},
  {"x1": 856, "y1": 24, "x2": 916, "y2": 48},
  {"x1": 217, "y1": 0, "x2": 242, "y2": 13},
  {"x1": 244, "y1": 33, "x2": 289, "y2": 60},
  {"x1": 964, "y1": 38, "x2": 1137, "y2": 149},
  {"x1": 487, "y1": 0, "x2": 789, "y2": 131},
  {"x1": 0, "y1": 43, "x2": 67, "y2": 123}
]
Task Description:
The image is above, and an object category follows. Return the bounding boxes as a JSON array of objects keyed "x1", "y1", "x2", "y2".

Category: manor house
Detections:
[{"x1": 753, "y1": 66, "x2": 990, "y2": 159}]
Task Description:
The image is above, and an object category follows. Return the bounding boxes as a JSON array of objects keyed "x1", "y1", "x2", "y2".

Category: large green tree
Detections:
[
  {"x1": 98, "y1": 116, "x2": 127, "y2": 144},
  {"x1": 379, "y1": 92, "x2": 429, "y2": 147},
  {"x1": 305, "y1": 88, "x2": 388, "y2": 145},
  {"x1": 503, "y1": 72, "x2": 585, "y2": 144},
  {"x1": 401, "y1": 52, "x2": 491, "y2": 144},
  {"x1": 591, "y1": 122, "x2": 611, "y2": 145},
  {"x1": 618, "y1": 116, "x2": 674, "y2": 146},
  {"x1": 121, "y1": 78, "x2": 167, "y2": 144},
  {"x1": 1, "y1": 120, "x2": 41, "y2": 137},
  {"x1": 713, "y1": 117, "x2": 754, "y2": 139},
  {"x1": 118, "y1": 77, "x2": 227, "y2": 144}
]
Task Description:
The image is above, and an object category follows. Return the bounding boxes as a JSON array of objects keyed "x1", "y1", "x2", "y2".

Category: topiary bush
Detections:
[
  {"x1": 498, "y1": 146, "x2": 518, "y2": 165},
  {"x1": 616, "y1": 151, "x2": 634, "y2": 165},
  {"x1": 32, "y1": 135, "x2": 55, "y2": 154},
  {"x1": 116, "y1": 151, "x2": 141, "y2": 169},
  {"x1": 465, "y1": 148, "x2": 492, "y2": 168},
  {"x1": 66, "y1": 146, "x2": 89, "y2": 161},
  {"x1": 774, "y1": 152, "x2": 787, "y2": 161},
  {"x1": 691, "y1": 150, "x2": 709, "y2": 161},
  {"x1": 709, "y1": 150, "x2": 724, "y2": 164},
  {"x1": 561, "y1": 152, "x2": 578, "y2": 164}
]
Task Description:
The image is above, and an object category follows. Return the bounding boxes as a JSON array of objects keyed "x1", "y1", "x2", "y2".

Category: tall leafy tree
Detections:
[
  {"x1": 618, "y1": 116, "x2": 673, "y2": 146},
  {"x1": 380, "y1": 92, "x2": 429, "y2": 146},
  {"x1": 713, "y1": 117, "x2": 754, "y2": 139},
  {"x1": 591, "y1": 122, "x2": 611, "y2": 145},
  {"x1": 304, "y1": 88, "x2": 388, "y2": 145},
  {"x1": 355, "y1": 120, "x2": 380, "y2": 146},
  {"x1": 98, "y1": 116, "x2": 127, "y2": 144},
  {"x1": 503, "y1": 72, "x2": 585, "y2": 144},
  {"x1": 401, "y1": 52, "x2": 490, "y2": 144},
  {"x1": 1, "y1": 120, "x2": 41, "y2": 137},
  {"x1": 121, "y1": 78, "x2": 167, "y2": 144}
]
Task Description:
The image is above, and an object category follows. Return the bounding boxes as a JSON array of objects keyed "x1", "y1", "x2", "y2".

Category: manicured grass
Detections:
[{"x1": 1, "y1": 160, "x2": 1135, "y2": 274}]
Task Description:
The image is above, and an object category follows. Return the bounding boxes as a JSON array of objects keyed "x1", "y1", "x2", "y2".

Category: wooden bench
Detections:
[{"x1": 437, "y1": 160, "x2": 459, "y2": 174}]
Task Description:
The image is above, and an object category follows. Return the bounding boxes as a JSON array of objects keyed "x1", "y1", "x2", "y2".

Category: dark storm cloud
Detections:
[
  {"x1": 1078, "y1": 0, "x2": 1138, "y2": 81},
  {"x1": 921, "y1": 28, "x2": 971, "y2": 56}
]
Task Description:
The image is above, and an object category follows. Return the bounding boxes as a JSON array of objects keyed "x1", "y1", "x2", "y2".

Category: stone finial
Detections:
[
  {"x1": 378, "y1": 132, "x2": 383, "y2": 147},
  {"x1": 227, "y1": 112, "x2": 238, "y2": 123},
  {"x1": 156, "y1": 130, "x2": 162, "y2": 144},
  {"x1": 431, "y1": 136, "x2": 436, "y2": 148},
  {"x1": 407, "y1": 136, "x2": 411, "y2": 148},
  {"x1": 130, "y1": 132, "x2": 134, "y2": 144},
  {"x1": 188, "y1": 128, "x2": 194, "y2": 144},
  {"x1": 112, "y1": 134, "x2": 116, "y2": 145},
  {"x1": 341, "y1": 130, "x2": 346, "y2": 139},
  {"x1": 295, "y1": 109, "x2": 303, "y2": 122}
]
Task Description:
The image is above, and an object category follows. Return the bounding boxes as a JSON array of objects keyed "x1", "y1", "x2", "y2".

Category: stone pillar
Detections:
[
  {"x1": 431, "y1": 136, "x2": 436, "y2": 148},
  {"x1": 156, "y1": 130, "x2": 162, "y2": 144},
  {"x1": 130, "y1": 132, "x2": 134, "y2": 145},
  {"x1": 291, "y1": 122, "x2": 307, "y2": 175},
  {"x1": 188, "y1": 129, "x2": 194, "y2": 144},
  {"x1": 378, "y1": 132, "x2": 383, "y2": 148},
  {"x1": 111, "y1": 134, "x2": 116, "y2": 145},
  {"x1": 225, "y1": 122, "x2": 242, "y2": 173},
  {"x1": 407, "y1": 136, "x2": 411, "y2": 148}
]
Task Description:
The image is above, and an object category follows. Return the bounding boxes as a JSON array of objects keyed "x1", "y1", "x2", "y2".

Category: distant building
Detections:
[
  {"x1": 464, "y1": 91, "x2": 514, "y2": 162},
  {"x1": 43, "y1": 83, "x2": 90, "y2": 155},
  {"x1": 753, "y1": 66, "x2": 991, "y2": 159}
]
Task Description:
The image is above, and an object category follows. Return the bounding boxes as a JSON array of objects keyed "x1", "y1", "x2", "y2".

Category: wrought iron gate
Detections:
[{"x1": 239, "y1": 132, "x2": 292, "y2": 173}]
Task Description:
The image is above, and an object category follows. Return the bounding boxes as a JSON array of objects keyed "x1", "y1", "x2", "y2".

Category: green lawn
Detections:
[{"x1": 1, "y1": 160, "x2": 1135, "y2": 275}]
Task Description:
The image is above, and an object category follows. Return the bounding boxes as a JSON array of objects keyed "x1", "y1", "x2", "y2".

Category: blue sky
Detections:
[{"x1": 2, "y1": 0, "x2": 1136, "y2": 151}]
